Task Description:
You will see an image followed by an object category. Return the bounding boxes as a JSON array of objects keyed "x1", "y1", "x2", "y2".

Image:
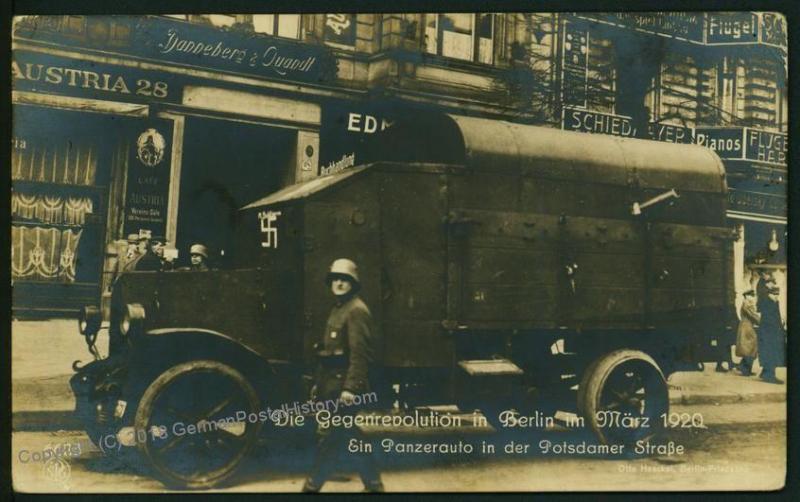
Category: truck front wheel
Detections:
[
  {"x1": 577, "y1": 350, "x2": 668, "y2": 447},
  {"x1": 133, "y1": 360, "x2": 262, "y2": 489}
]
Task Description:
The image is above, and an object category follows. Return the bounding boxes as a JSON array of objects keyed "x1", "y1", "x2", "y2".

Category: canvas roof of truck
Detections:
[{"x1": 361, "y1": 113, "x2": 728, "y2": 194}]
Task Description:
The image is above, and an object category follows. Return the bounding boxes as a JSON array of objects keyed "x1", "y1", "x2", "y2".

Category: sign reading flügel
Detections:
[
  {"x1": 706, "y1": 12, "x2": 787, "y2": 47},
  {"x1": 695, "y1": 127, "x2": 787, "y2": 166},
  {"x1": 561, "y1": 107, "x2": 694, "y2": 144},
  {"x1": 705, "y1": 13, "x2": 759, "y2": 44},
  {"x1": 744, "y1": 129, "x2": 787, "y2": 165}
]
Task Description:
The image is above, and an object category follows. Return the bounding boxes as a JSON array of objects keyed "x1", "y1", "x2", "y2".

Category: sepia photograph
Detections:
[{"x1": 10, "y1": 8, "x2": 788, "y2": 493}]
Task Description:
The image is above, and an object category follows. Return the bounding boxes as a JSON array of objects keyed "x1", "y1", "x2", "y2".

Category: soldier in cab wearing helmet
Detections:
[
  {"x1": 302, "y1": 258, "x2": 384, "y2": 493},
  {"x1": 189, "y1": 243, "x2": 210, "y2": 271}
]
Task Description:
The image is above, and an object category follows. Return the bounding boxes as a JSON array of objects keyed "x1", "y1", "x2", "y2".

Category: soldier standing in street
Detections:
[{"x1": 302, "y1": 258, "x2": 384, "y2": 493}]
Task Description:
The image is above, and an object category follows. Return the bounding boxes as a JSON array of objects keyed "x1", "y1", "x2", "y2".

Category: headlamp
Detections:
[
  {"x1": 78, "y1": 305, "x2": 101, "y2": 335},
  {"x1": 120, "y1": 303, "x2": 146, "y2": 336}
]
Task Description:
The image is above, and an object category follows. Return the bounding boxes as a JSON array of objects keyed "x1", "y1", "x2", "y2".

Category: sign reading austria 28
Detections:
[{"x1": 12, "y1": 51, "x2": 174, "y2": 102}]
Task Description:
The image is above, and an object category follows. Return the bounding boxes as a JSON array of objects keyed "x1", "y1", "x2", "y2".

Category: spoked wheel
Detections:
[
  {"x1": 134, "y1": 360, "x2": 262, "y2": 489},
  {"x1": 577, "y1": 350, "x2": 668, "y2": 447}
]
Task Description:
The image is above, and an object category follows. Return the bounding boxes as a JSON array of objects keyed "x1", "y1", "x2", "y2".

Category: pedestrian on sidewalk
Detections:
[
  {"x1": 302, "y1": 258, "x2": 384, "y2": 493},
  {"x1": 756, "y1": 280, "x2": 785, "y2": 384},
  {"x1": 735, "y1": 289, "x2": 759, "y2": 376}
]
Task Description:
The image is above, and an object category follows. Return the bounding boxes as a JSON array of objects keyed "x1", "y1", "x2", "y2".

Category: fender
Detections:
[
  {"x1": 143, "y1": 327, "x2": 278, "y2": 362},
  {"x1": 125, "y1": 327, "x2": 304, "y2": 409}
]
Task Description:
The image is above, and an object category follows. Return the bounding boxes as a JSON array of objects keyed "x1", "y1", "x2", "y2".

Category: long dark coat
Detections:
[{"x1": 757, "y1": 290, "x2": 785, "y2": 370}]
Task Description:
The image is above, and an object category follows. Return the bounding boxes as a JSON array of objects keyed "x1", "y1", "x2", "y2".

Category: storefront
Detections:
[
  {"x1": 696, "y1": 127, "x2": 788, "y2": 320},
  {"x1": 11, "y1": 15, "x2": 346, "y2": 314}
]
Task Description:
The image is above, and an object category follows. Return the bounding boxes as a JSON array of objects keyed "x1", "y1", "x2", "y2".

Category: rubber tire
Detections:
[
  {"x1": 134, "y1": 360, "x2": 262, "y2": 489},
  {"x1": 577, "y1": 349, "x2": 668, "y2": 446}
]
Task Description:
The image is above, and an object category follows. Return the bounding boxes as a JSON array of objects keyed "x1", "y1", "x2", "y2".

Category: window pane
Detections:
[
  {"x1": 207, "y1": 15, "x2": 236, "y2": 28},
  {"x1": 477, "y1": 14, "x2": 493, "y2": 64},
  {"x1": 424, "y1": 14, "x2": 437, "y2": 54},
  {"x1": 440, "y1": 13, "x2": 472, "y2": 34},
  {"x1": 277, "y1": 14, "x2": 300, "y2": 39},
  {"x1": 478, "y1": 38, "x2": 493, "y2": 64},
  {"x1": 477, "y1": 13, "x2": 493, "y2": 38},
  {"x1": 252, "y1": 14, "x2": 275, "y2": 34},
  {"x1": 442, "y1": 31, "x2": 472, "y2": 60}
]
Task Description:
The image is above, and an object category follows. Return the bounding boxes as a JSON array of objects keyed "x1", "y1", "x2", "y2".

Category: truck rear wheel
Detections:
[
  {"x1": 577, "y1": 350, "x2": 668, "y2": 446},
  {"x1": 134, "y1": 360, "x2": 262, "y2": 489}
]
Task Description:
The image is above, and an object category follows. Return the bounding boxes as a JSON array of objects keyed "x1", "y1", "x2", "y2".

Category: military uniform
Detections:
[
  {"x1": 304, "y1": 260, "x2": 384, "y2": 493},
  {"x1": 756, "y1": 282, "x2": 785, "y2": 382},
  {"x1": 316, "y1": 296, "x2": 378, "y2": 399}
]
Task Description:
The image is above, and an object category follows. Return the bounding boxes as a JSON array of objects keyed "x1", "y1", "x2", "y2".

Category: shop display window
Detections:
[{"x1": 11, "y1": 140, "x2": 101, "y2": 284}]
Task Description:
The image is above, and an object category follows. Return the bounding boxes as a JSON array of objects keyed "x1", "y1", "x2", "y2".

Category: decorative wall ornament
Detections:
[
  {"x1": 136, "y1": 128, "x2": 167, "y2": 167},
  {"x1": 11, "y1": 192, "x2": 94, "y2": 225}
]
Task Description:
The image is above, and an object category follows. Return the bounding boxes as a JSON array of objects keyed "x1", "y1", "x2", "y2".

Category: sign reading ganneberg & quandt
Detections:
[
  {"x1": 695, "y1": 127, "x2": 786, "y2": 167},
  {"x1": 13, "y1": 16, "x2": 337, "y2": 85}
]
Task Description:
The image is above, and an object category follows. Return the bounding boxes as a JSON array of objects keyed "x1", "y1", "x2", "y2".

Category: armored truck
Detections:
[{"x1": 71, "y1": 114, "x2": 735, "y2": 488}]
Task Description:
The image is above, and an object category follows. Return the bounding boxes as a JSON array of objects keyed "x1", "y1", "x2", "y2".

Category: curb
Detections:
[{"x1": 669, "y1": 390, "x2": 786, "y2": 406}]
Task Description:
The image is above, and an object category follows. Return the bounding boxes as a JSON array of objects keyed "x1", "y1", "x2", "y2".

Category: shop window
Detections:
[
  {"x1": 11, "y1": 140, "x2": 100, "y2": 284},
  {"x1": 424, "y1": 13, "x2": 494, "y2": 64},
  {"x1": 252, "y1": 14, "x2": 301, "y2": 39}
]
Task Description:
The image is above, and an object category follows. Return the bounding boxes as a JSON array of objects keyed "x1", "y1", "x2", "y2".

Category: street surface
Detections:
[{"x1": 12, "y1": 320, "x2": 787, "y2": 493}]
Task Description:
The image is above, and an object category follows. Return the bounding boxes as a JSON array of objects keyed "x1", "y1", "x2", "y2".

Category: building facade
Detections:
[
  {"x1": 11, "y1": 12, "x2": 787, "y2": 316},
  {"x1": 546, "y1": 12, "x2": 788, "y2": 319}
]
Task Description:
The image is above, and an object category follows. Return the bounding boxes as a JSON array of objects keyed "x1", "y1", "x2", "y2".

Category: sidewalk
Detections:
[
  {"x1": 12, "y1": 319, "x2": 786, "y2": 422},
  {"x1": 668, "y1": 365, "x2": 786, "y2": 405}
]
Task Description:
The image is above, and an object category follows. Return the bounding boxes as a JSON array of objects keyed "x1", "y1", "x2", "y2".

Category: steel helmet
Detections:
[
  {"x1": 190, "y1": 243, "x2": 209, "y2": 259},
  {"x1": 326, "y1": 258, "x2": 360, "y2": 285}
]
